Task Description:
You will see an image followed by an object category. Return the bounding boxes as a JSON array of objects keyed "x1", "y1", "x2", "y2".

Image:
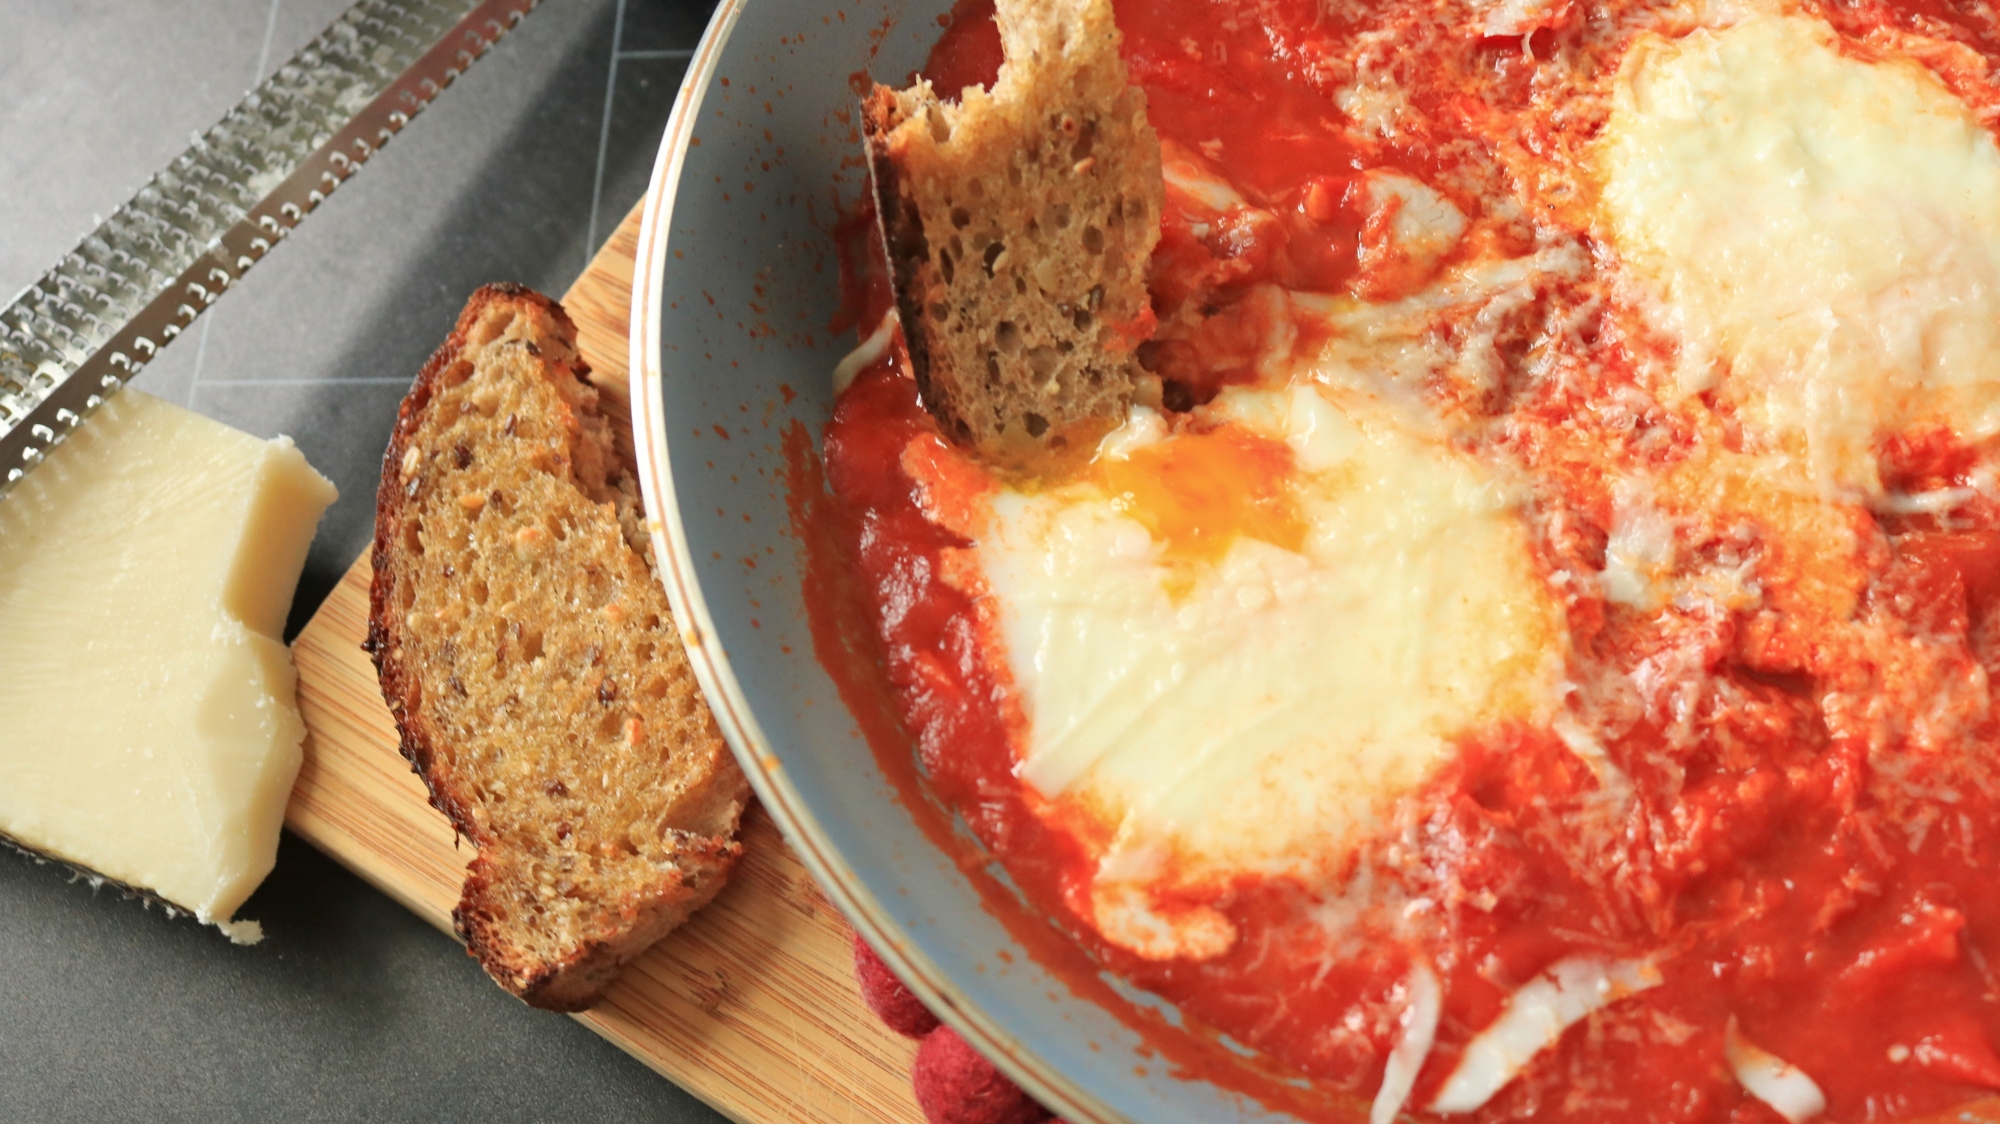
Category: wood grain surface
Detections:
[{"x1": 285, "y1": 203, "x2": 925, "y2": 1124}]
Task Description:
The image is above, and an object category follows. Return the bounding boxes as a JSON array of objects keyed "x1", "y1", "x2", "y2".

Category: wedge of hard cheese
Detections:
[{"x1": 0, "y1": 390, "x2": 335, "y2": 941}]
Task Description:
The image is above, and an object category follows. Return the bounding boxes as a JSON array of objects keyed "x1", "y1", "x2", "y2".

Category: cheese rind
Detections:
[{"x1": 0, "y1": 390, "x2": 335, "y2": 936}]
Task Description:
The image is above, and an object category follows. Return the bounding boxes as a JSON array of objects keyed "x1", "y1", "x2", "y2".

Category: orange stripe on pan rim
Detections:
[{"x1": 624, "y1": 3, "x2": 1127, "y2": 1121}]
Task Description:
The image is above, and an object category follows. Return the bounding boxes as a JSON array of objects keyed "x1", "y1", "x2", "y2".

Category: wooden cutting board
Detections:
[{"x1": 284, "y1": 201, "x2": 924, "y2": 1124}]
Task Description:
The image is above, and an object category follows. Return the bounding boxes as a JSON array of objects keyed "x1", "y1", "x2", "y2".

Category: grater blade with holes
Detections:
[{"x1": 0, "y1": 0, "x2": 540, "y2": 497}]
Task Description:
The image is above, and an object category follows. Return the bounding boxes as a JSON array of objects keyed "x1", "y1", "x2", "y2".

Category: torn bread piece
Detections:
[
  {"x1": 370, "y1": 285, "x2": 747, "y2": 1011},
  {"x1": 863, "y1": 0, "x2": 1164, "y2": 455}
]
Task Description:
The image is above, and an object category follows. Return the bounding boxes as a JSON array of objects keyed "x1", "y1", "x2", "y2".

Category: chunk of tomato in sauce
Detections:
[{"x1": 1887, "y1": 532, "x2": 2000, "y2": 636}]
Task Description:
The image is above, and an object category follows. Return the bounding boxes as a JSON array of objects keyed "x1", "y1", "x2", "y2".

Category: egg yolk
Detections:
[{"x1": 1095, "y1": 428, "x2": 1307, "y2": 568}]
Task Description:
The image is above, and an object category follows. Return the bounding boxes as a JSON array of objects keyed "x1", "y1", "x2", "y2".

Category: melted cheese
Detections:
[
  {"x1": 1599, "y1": 14, "x2": 2000, "y2": 493},
  {"x1": 1372, "y1": 964, "x2": 1443, "y2": 1124},
  {"x1": 1296, "y1": 242, "x2": 1588, "y2": 395},
  {"x1": 978, "y1": 381, "x2": 1564, "y2": 958},
  {"x1": 1161, "y1": 139, "x2": 1250, "y2": 214},
  {"x1": 1358, "y1": 170, "x2": 1468, "y2": 280},
  {"x1": 1598, "y1": 480, "x2": 1679, "y2": 611},
  {"x1": 1430, "y1": 957, "x2": 1662, "y2": 1113},
  {"x1": 1726, "y1": 1018, "x2": 1828, "y2": 1123}
]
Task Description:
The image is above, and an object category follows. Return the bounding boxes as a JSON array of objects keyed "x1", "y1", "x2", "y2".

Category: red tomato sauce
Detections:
[{"x1": 800, "y1": 0, "x2": 2000, "y2": 1120}]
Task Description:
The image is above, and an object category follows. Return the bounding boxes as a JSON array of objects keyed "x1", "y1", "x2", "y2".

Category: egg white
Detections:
[{"x1": 974, "y1": 379, "x2": 1566, "y2": 960}]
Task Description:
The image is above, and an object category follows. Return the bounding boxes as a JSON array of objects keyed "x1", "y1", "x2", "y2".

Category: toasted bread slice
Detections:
[
  {"x1": 369, "y1": 284, "x2": 747, "y2": 1011},
  {"x1": 863, "y1": 0, "x2": 1163, "y2": 454}
]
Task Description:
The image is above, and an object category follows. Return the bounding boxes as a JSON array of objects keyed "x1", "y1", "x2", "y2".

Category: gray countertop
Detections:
[{"x1": 1, "y1": 3, "x2": 735, "y2": 1120}]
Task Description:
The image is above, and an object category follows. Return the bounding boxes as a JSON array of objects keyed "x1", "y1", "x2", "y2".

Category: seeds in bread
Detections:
[
  {"x1": 862, "y1": 0, "x2": 1164, "y2": 455},
  {"x1": 369, "y1": 284, "x2": 747, "y2": 1011}
]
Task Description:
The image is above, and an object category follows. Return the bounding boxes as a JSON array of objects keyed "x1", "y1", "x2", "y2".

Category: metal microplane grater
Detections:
[{"x1": 0, "y1": 0, "x2": 540, "y2": 495}]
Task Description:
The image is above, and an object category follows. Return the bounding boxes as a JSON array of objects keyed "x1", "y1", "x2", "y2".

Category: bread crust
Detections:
[{"x1": 369, "y1": 284, "x2": 746, "y2": 1011}]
